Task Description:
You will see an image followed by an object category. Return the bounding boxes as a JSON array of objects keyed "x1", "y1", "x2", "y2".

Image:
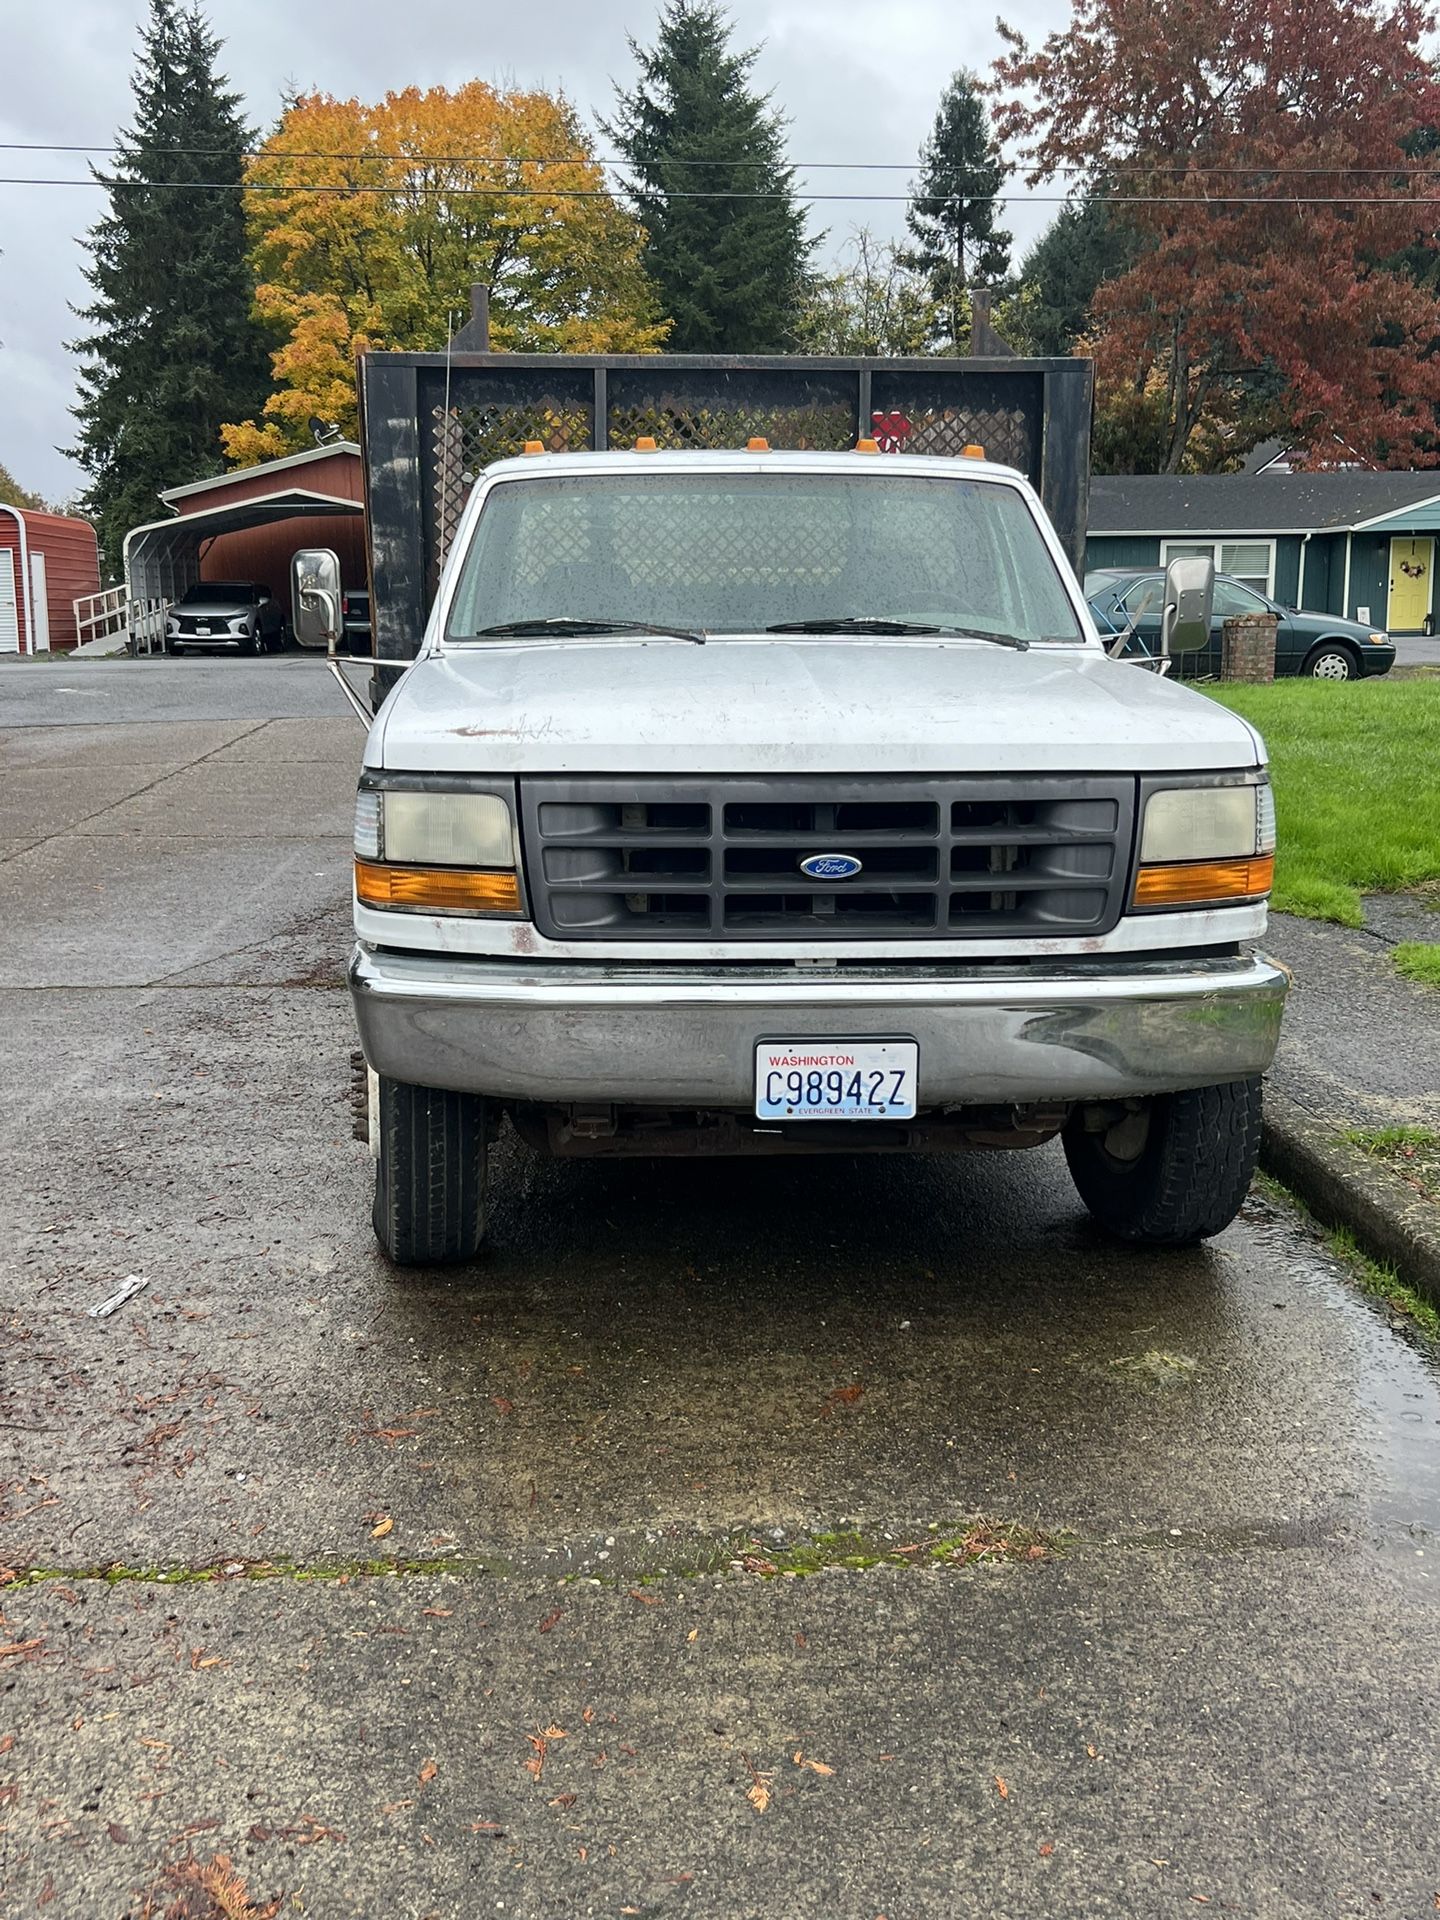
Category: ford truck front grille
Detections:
[{"x1": 519, "y1": 777, "x2": 1135, "y2": 941}]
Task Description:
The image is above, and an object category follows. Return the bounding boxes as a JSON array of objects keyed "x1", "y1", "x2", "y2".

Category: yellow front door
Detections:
[{"x1": 1387, "y1": 537, "x2": 1433, "y2": 631}]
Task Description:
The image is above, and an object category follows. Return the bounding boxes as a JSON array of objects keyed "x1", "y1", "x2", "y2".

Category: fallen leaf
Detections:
[
  {"x1": 37, "y1": 1876, "x2": 55, "y2": 1908},
  {"x1": 995, "y1": 1776, "x2": 1009, "y2": 1800},
  {"x1": 822, "y1": 1383, "x2": 865, "y2": 1415},
  {"x1": 795, "y1": 1632, "x2": 808, "y2": 1649},
  {"x1": 491, "y1": 1397, "x2": 515, "y2": 1416},
  {"x1": 106, "y1": 1822, "x2": 131, "y2": 1844},
  {"x1": 795, "y1": 1755, "x2": 834, "y2": 1776},
  {"x1": 746, "y1": 1780, "x2": 772, "y2": 1813},
  {"x1": 548, "y1": 1792, "x2": 577, "y2": 1808},
  {"x1": 687, "y1": 1628, "x2": 698, "y2": 1643},
  {"x1": 538, "y1": 1608, "x2": 563, "y2": 1634},
  {"x1": 542, "y1": 1725, "x2": 569, "y2": 1740},
  {"x1": 421, "y1": 1608, "x2": 453, "y2": 1619},
  {"x1": 1039, "y1": 1843, "x2": 1055, "y2": 1857},
  {"x1": 189, "y1": 1649, "x2": 226, "y2": 1671},
  {"x1": 628, "y1": 1589, "x2": 661, "y2": 1605},
  {"x1": 582, "y1": 1706, "x2": 595, "y2": 1724},
  {"x1": 0, "y1": 1734, "x2": 14, "y2": 1754},
  {"x1": 380, "y1": 1800, "x2": 414, "y2": 1815},
  {"x1": 370, "y1": 1516, "x2": 393, "y2": 1540},
  {"x1": 469, "y1": 1821, "x2": 505, "y2": 1832},
  {"x1": 0, "y1": 1639, "x2": 43, "y2": 1660},
  {"x1": 418, "y1": 1759, "x2": 437, "y2": 1786},
  {"x1": 1086, "y1": 1744, "x2": 1097, "y2": 1758}
]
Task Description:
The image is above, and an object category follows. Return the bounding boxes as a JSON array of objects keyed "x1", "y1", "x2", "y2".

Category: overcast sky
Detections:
[{"x1": 0, "y1": 0, "x2": 1066, "y2": 505}]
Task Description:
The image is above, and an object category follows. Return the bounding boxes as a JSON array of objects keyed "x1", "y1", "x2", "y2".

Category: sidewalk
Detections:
[{"x1": 1260, "y1": 901, "x2": 1440, "y2": 1300}]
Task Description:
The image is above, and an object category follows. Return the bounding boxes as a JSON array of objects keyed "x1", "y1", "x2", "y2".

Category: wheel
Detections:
[
  {"x1": 1304, "y1": 642, "x2": 1357, "y2": 681},
  {"x1": 164, "y1": 639, "x2": 180, "y2": 656},
  {"x1": 1063, "y1": 1078, "x2": 1263, "y2": 1246},
  {"x1": 372, "y1": 1074, "x2": 489, "y2": 1266},
  {"x1": 239, "y1": 629, "x2": 258, "y2": 656}
]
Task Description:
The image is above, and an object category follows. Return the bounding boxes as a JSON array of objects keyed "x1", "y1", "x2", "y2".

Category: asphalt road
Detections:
[{"x1": 3, "y1": 658, "x2": 1439, "y2": 1920}]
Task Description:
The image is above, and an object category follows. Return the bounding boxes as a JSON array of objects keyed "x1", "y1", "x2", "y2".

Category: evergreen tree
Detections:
[
  {"x1": 605, "y1": 1, "x2": 814, "y2": 352},
  {"x1": 70, "y1": 0, "x2": 271, "y2": 571},
  {"x1": 1004, "y1": 191, "x2": 1138, "y2": 357},
  {"x1": 904, "y1": 72, "x2": 1011, "y2": 353}
]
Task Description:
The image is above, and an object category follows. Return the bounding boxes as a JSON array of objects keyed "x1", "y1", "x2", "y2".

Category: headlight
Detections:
[
  {"x1": 353, "y1": 784, "x2": 522, "y2": 916},
  {"x1": 1133, "y1": 777, "x2": 1274, "y2": 909},
  {"x1": 1367, "y1": 631, "x2": 1389, "y2": 645}
]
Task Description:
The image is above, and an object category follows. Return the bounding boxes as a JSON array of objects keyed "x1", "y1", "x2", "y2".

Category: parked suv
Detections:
[
  {"x1": 164, "y1": 582, "x2": 285, "y2": 655},
  {"x1": 1085, "y1": 568, "x2": 1396, "y2": 679}
]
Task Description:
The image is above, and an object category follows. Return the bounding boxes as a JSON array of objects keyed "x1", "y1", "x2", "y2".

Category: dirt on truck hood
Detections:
[{"x1": 369, "y1": 636, "x2": 1265, "y2": 775}]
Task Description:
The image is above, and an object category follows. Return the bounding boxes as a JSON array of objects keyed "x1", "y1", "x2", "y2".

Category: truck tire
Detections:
[
  {"x1": 1062, "y1": 1078, "x2": 1263, "y2": 1246},
  {"x1": 372, "y1": 1074, "x2": 488, "y2": 1266}
]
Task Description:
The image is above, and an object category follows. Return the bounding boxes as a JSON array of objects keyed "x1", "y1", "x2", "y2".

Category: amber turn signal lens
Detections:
[
  {"x1": 355, "y1": 860, "x2": 522, "y2": 914},
  {"x1": 1133, "y1": 853, "x2": 1274, "y2": 908}
]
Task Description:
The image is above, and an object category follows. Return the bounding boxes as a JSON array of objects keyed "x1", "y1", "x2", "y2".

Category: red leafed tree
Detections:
[{"x1": 993, "y1": 0, "x2": 1440, "y2": 471}]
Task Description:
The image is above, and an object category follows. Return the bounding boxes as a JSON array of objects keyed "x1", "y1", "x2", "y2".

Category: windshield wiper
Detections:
[
  {"x1": 765, "y1": 616, "x2": 941, "y2": 635},
  {"x1": 469, "y1": 616, "x2": 706, "y2": 643},
  {"x1": 765, "y1": 615, "x2": 1030, "y2": 650}
]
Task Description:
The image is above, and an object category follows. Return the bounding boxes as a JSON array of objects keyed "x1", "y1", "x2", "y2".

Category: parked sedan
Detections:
[
  {"x1": 164, "y1": 582, "x2": 286, "y2": 655},
  {"x1": 1084, "y1": 569, "x2": 1397, "y2": 680}
]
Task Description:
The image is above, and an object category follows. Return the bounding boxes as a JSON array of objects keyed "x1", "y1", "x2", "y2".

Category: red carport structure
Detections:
[{"x1": 121, "y1": 444, "x2": 366, "y2": 651}]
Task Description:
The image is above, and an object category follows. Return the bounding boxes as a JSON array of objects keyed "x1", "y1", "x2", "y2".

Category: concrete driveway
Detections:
[{"x1": 2, "y1": 658, "x2": 1439, "y2": 1919}]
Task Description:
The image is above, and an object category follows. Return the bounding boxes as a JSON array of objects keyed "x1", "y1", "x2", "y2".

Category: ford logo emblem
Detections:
[{"x1": 798, "y1": 852, "x2": 864, "y2": 880}]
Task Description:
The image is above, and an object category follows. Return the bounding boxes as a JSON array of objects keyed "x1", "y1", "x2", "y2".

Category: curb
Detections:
[{"x1": 1260, "y1": 1086, "x2": 1440, "y2": 1308}]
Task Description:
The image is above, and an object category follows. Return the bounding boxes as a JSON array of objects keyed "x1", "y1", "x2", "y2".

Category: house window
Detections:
[{"x1": 1161, "y1": 538, "x2": 1275, "y2": 597}]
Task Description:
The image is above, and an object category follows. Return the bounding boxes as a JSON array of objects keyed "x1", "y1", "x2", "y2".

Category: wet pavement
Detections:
[{"x1": 2, "y1": 658, "x2": 1440, "y2": 1919}]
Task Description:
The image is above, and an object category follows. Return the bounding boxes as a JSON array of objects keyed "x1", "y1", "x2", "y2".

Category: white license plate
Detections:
[{"x1": 754, "y1": 1040, "x2": 918, "y2": 1121}]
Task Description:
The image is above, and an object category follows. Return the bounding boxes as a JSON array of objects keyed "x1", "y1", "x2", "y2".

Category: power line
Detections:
[
  {"x1": 4, "y1": 175, "x2": 1440, "y2": 208},
  {"x1": 4, "y1": 139, "x2": 1440, "y2": 179}
]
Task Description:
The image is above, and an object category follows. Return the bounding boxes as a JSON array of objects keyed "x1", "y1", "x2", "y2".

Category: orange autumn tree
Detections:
[
  {"x1": 993, "y1": 0, "x2": 1440, "y2": 471},
  {"x1": 223, "y1": 84, "x2": 666, "y2": 463}
]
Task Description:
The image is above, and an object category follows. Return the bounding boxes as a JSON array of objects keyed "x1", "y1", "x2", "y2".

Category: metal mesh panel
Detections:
[
  {"x1": 430, "y1": 398, "x2": 592, "y2": 572},
  {"x1": 871, "y1": 371, "x2": 1044, "y2": 481},
  {"x1": 607, "y1": 400, "x2": 854, "y2": 453}
]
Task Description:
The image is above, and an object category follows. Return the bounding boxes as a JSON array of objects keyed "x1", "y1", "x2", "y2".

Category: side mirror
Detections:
[
  {"x1": 1161, "y1": 554, "x2": 1215, "y2": 656},
  {"x1": 291, "y1": 548, "x2": 342, "y2": 652}
]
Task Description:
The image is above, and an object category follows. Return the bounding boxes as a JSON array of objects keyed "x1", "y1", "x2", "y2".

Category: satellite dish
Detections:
[{"x1": 308, "y1": 416, "x2": 342, "y2": 447}]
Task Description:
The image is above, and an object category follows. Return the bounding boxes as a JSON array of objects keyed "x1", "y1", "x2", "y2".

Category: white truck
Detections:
[{"x1": 299, "y1": 443, "x2": 1286, "y2": 1266}]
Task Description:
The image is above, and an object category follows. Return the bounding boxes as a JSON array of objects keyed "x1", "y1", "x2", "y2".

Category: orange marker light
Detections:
[
  {"x1": 856, "y1": 437, "x2": 880, "y2": 453},
  {"x1": 1133, "y1": 854, "x2": 1274, "y2": 909},
  {"x1": 634, "y1": 435, "x2": 658, "y2": 451},
  {"x1": 355, "y1": 860, "x2": 522, "y2": 915},
  {"x1": 746, "y1": 436, "x2": 770, "y2": 451},
  {"x1": 961, "y1": 443, "x2": 986, "y2": 459},
  {"x1": 522, "y1": 439, "x2": 545, "y2": 455}
]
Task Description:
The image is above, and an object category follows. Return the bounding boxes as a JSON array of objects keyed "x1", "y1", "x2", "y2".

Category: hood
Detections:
[
  {"x1": 177, "y1": 597, "x2": 252, "y2": 618},
  {"x1": 369, "y1": 636, "x2": 1265, "y2": 775}
]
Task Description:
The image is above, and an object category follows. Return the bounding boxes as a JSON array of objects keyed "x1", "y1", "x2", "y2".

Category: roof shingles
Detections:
[{"x1": 1088, "y1": 471, "x2": 1440, "y2": 535}]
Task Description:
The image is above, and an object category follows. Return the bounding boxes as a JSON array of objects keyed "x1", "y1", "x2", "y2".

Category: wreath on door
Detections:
[{"x1": 1400, "y1": 557, "x2": 1428, "y2": 578}]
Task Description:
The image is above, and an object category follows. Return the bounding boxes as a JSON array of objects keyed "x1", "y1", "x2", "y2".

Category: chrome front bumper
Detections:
[{"x1": 350, "y1": 947, "x2": 1288, "y2": 1107}]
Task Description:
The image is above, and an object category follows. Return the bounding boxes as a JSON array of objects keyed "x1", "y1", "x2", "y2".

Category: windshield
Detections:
[
  {"x1": 182, "y1": 583, "x2": 252, "y2": 605},
  {"x1": 445, "y1": 472, "x2": 1084, "y2": 644}
]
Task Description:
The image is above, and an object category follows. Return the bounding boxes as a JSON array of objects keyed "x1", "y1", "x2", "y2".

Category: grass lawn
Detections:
[{"x1": 1205, "y1": 678, "x2": 1440, "y2": 927}]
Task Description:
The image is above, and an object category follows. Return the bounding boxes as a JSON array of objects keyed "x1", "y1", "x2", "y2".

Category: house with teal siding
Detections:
[{"x1": 1085, "y1": 473, "x2": 1440, "y2": 635}]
